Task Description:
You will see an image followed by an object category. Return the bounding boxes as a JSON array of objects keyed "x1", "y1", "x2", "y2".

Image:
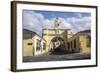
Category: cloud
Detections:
[
  {"x1": 42, "y1": 17, "x2": 72, "y2": 29},
  {"x1": 66, "y1": 14, "x2": 91, "y2": 33},
  {"x1": 23, "y1": 10, "x2": 91, "y2": 36},
  {"x1": 58, "y1": 17, "x2": 72, "y2": 29},
  {"x1": 23, "y1": 10, "x2": 72, "y2": 35},
  {"x1": 23, "y1": 10, "x2": 44, "y2": 36}
]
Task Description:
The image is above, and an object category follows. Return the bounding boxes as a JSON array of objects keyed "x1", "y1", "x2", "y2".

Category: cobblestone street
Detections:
[{"x1": 23, "y1": 53, "x2": 91, "y2": 62}]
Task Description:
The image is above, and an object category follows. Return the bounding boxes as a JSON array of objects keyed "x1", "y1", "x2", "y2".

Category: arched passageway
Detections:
[{"x1": 49, "y1": 37, "x2": 67, "y2": 55}]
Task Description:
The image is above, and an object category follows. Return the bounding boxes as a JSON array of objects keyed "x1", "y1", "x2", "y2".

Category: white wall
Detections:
[{"x1": 0, "y1": 0, "x2": 99, "y2": 73}]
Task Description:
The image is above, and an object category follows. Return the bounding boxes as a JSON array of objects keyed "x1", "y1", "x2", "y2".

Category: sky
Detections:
[{"x1": 22, "y1": 10, "x2": 91, "y2": 36}]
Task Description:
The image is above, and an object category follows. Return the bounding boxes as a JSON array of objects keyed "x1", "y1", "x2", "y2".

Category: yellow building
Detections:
[
  {"x1": 67, "y1": 30, "x2": 91, "y2": 54},
  {"x1": 42, "y1": 29, "x2": 72, "y2": 52},
  {"x1": 23, "y1": 28, "x2": 91, "y2": 56},
  {"x1": 23, "y1": 29, "x2": 46, "y2": 56}
]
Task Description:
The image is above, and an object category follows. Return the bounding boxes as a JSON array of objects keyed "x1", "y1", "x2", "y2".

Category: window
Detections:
[
  {"x1": 67, "y1": 42, "x2": 70, "y2": 49},
  {"x1": 36, "y1": 39, "x2": 41, "y2": 51},
  {"x1": 74, "y1": 39, "x2": 76, "y2": 48},
  {"x1": 71, "y1": 41, "x2": 72, "y2": 49},
  {"x1": 27, "y1": 43, "x2": 33, "y2": 45},
  {"x1": 43, "y1": 43, "x2": 46, "y2": 50},
  {"x1": 86, "y1": 36, "x2": 91, "y2": 47}
]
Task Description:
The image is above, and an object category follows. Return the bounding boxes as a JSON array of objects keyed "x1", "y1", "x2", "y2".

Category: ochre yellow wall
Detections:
[
  {"x1": 67, "y1": 35, "x2": 79, "y2": 52},
  {"x1": 43, "y1": 29, "x2": 67, "y2": 51},
  {"x1": 23, "y1": 35, "x2": 47, "y2": 56},
  {"x1": 43, "y1": 35, "x2": 55, "y2": 52},
  {"x1": 23, "y1": 29, "x2": 90, "y2": 56},
  {"x1": 23, "y1": 38, "x2": 34, "y2": 56},
  {"x1": 33, "y1": 35, "x2": 47, "y2": 56},
  {"x1": 67, "y1": 31, "x2": 73, "y2": 39},
  {"x1": 67, "y1": 35, "x2": 90, "y2": 54},
  {"x1": 79, "y1": 35, "x2": 90, "y2": 54}
]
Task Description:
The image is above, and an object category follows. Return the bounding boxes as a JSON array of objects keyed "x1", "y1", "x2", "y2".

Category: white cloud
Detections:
[
  {"x1": 66, "y1": 15, "x2": 91, "y2": 33},
  {"x1": 23, "y1": 10, "x2": 44, "y2": 36},
  {"x1": 42, "y1": 17, "x2": 72, "y2": 29},
  {"x1": 23, "y1": 10, "x2": 91, "y2": 35},
  {"x1": 58, "y1": 17, "x2": 72, "y2": 29},
  {"x1": 42, "y1": 19, "x2": 54, "y2": 29}
]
